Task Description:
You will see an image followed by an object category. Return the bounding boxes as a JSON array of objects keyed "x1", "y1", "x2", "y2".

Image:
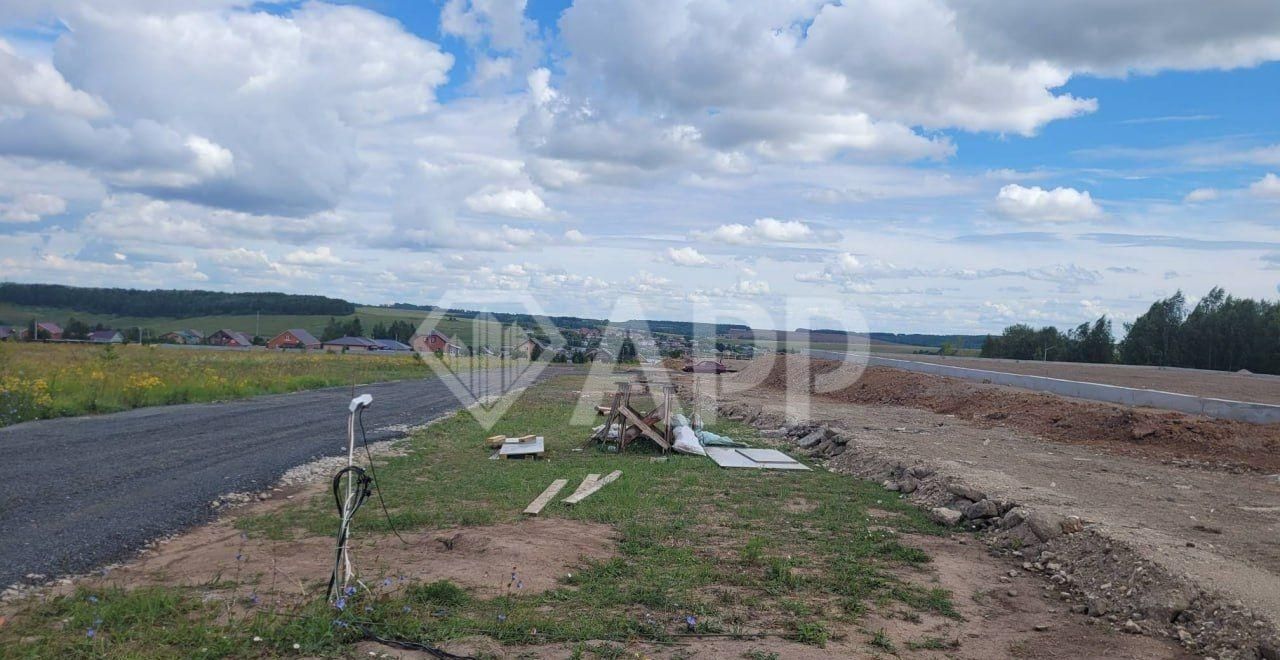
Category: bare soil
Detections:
[
  {"x1": 742, "y1": 359, "x2": 1280, "y2": 473},
  {"x1": 717, "y1": 358, "x2": 1280, "y2": 651},
  {"x1": 892, "y1": 355, "x2": 1280, "y2": 405},
  {"x1": 358, "y1": 533, "x2": 1189, "y2": 659},
  {"x1": 31, "y1": 481, "x2": 616, "y2": 612}
]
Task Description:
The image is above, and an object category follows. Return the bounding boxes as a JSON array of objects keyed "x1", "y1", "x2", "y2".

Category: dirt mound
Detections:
[{"x1": 737, "y1": 357, "x2": 1280, "y2": 472}]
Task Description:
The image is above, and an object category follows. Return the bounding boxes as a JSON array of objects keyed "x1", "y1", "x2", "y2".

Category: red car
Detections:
[{"x1": 683, "y1": 360, "x2": 728, "y2": 374}]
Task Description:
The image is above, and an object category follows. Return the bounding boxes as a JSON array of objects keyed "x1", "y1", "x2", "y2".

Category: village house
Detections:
[
  {"x1": 159, "y1": 329, "x2": 204, "y2": 344},
  {"x1": 88, "y1": 329, "x2": 124, "y2": 344},
  {"x1": 26, "y1": 321, "x2": 64, "y2": 340},
  {"x1": 0, "y1": 326, "x2": 16, "y2": 341},
  {"x1": 267, "y1": 328, "x2": 321, "y2": 350},
  {"x1": 206, "y1": 329, "x2": 255, "y2": 347},
  {"x1": 410, "y1": 330, "x2": 465, "y2": 356},
  {"x1": 373, "y1": 338, "x2": 412, "y2": 352},
  {"x1": 322, "y1": 336, "x2": 380, "y2": 352},
  {"x1": 585, "y1": 347, "x2": 614, "y2": 363}
]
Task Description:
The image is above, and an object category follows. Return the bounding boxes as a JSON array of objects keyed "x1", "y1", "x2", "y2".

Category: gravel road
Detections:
[{"x1": 0, "y1": 367, "x2": 569, "y2": 588}]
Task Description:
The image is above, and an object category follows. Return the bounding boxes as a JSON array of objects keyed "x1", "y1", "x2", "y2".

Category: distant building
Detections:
[
  {"x1": 88, "y1": 329, "x2": 125, "y2": 344},
  {"x1": 585, "y1": 347, "x2": 614, "y2": 363},
  {"x1": 373, "y1": 338, "x2": 412, "y2": 352},
  {"x1": 207, "y1": 329, "x2": 255, "y2": 347},
  {"x1": 410, "y1": 330, "x2": 465, "y2": 356},
  {"x1": 159, "y1": 329, "x2": 204, "y2": 345},
  {"x1": 267, "y1": 328, "x2": 321, "y2": 350},
  {"x1": 322, "y1": 336, "x2": 380, "y2": 352},
  {"x1": 513, "y1": 337, "x2": 546, "y2": 358},
  {"x1": 29, "y1": 322, "x2": 63, "y2": 340},
  {"x1": 0, "y1": 326, "x2": 16, "y2": 341}
]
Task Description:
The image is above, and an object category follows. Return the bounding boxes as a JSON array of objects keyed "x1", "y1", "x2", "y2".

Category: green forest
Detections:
[
  {"x1": 981, "y1": 287, "x2": 1280, "y2": 374},
  {"x1": 0, "y1": 283, "x2": 354, "y2": 317}
]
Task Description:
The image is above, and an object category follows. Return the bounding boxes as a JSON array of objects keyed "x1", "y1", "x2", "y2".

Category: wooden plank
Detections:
[
  {"x1": 619, "y1": 406, "x2": 670, "y2": 450},
  {"x1": 523, "y1": 479, "x2": 568, "y2": 515},
  {"x1": 563, "y1": 473, "x2": 600, "y2": 501},
  {"x1": 487, "y1": 434, "x2": 507, "y2": 448},
  {"x1": 563, "y1": 470, "x2": 622, "y2": 505}
]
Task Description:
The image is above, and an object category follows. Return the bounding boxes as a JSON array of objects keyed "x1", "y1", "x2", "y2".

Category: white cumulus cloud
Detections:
[
  {"x1": 703, "y1": 218, "x2": 815, "y2": 244},
  {"x1": 1183, "y1": 187, "x2": 1218, "y2": 203},
  {"x1": 994, "y1": 184, "x2": 1103, "y2": 223},
  {"x1": 0, "y1": 192, "x2": 67, "y2": 223},
  {"x1": 665, "y1": 246, "x2": 713, "y2": 267},
  {"x1": 1249, "y1": 173, "x2": 1280, "y2": 199}
]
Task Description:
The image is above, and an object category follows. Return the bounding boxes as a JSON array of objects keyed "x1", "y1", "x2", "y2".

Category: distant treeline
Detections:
[
  {"x1": 869, "y1": 332, "x2": 987, "y2": 350},
  {"x1": 0, "y1": 283, "x2": 354, "y2": 317},
  {"x1": 981, "y1": 287, "x2": 1280, "y2": 374}
]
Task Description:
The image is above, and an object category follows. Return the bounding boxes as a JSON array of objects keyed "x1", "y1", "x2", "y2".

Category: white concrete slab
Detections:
[{"x1": 705, "y1": 446, "x2": 810, "y2": 470}]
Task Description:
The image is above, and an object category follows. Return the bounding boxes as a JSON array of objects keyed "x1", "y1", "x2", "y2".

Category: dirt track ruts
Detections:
[{"x1": 0, "y1": 366, "x2": 570, "y2": 589}]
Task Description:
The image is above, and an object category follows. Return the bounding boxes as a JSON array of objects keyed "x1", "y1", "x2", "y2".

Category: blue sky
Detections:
[{"x1": 0, "y1": 1, "x2": 1278, "y2": 333}]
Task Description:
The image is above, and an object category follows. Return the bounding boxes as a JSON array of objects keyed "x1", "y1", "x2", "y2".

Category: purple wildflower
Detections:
[
  {"x1": 334, "y1": 597, "x2": 346, "y2": 611},
  {"x1": 86, "y1": 628, "x2": 96, "y2": 639}
]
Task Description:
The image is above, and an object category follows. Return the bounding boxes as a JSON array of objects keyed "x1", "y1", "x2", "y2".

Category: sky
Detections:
[{"x1": 1, "y1": 0, "x2": 1279, "y2": 333}]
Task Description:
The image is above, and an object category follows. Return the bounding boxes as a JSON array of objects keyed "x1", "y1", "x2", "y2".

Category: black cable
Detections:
[
  {"x1": 356, "y1": 623, "x2": 475, "y2": 659},
  {"x1": 325, "y1": 465, "x2": 372, "y2": 602},
  {"x1": 356, "y1": 408, "x2": 410, "y2": 546}
]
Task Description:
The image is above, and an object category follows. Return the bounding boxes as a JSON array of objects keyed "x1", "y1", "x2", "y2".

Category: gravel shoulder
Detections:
[{"x1": 0, "y1": 366, "x2": 571, "y2": 589}]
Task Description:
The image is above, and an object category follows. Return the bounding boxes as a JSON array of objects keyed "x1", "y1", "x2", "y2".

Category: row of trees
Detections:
[
  {"x1": 318, "y1": 318, "x2": 419, "y2": 344},
  {"x1": 1118, "y1": 288, "x2": 1280, "y2": 373},
  {"x1": 980, "y1": 288, "x2": 1280, "y2": 374},
  {"x1": 980, "y1": 316, "x2": 1115, "y2": 363},
  {"x1": 0, "y1": 283, "x2": 354, "y2": 317}
]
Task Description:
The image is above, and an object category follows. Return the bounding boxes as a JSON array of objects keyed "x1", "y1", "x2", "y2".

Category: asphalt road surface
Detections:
[{"x1": 0, "y1": 367, "x2": 570, "y2": 588}]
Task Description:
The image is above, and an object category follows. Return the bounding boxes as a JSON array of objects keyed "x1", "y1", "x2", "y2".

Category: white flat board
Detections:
[
  {"x1": 705, "y1": 447, "x2": 810, "y2": 471},
  {"x1": 735, "y1": 448, "x2": 799, "y2": 464},
  {"x1": 499, "y1": 437, "x2": 545, "y2": 457}
]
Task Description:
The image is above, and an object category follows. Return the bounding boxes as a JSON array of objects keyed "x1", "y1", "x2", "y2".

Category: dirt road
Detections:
[
  {"x1": 874, "y1": 354, "x2": 1280, "y2": 405},
  {"x1": 0, "y1": 366, "x2": 570, "y2": 589},
  {"x1": 718, "y1": 362, "x2": 1280, "y2": 653}
]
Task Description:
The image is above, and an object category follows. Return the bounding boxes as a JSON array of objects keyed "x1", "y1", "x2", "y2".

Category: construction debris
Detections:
[
  {"x1": 497, "y1": 436, "x2": 545, "y2": 459},
  {"x1": 563, "y1": 470, "x2": 622, "y2": 505},
  {"x1": 704, "y1": 447, "x2": 810, "y2": 471},
  {"x1": 523, "y1": 479, "x2": 568, "y2": 515},
  {"x1": 592, "y1": 381, "x2": 674, "y2": 452}
]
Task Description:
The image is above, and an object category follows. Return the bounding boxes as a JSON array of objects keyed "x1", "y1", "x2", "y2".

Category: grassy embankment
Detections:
[
  {"x1": 0, "y1": 342, "x2": 430, "y2": 427},
  {"x1": 0, "y1": 374, "x2": 955, "y2": 658}
]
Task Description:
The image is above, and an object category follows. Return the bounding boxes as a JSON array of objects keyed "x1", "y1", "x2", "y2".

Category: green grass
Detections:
[
  {"x1": 0, "y1": 342, "x2": 430, "y2": 426},
  {"x1": 0, "y1": 374, "x2": 955, "y2": 657}
]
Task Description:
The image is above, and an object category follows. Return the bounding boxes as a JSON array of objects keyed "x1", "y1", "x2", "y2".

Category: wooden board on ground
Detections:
[
  {"x1": 499, "y1": 437, "x2": 545, "y2": 459},
  {"x1": 563, "y1": 473, "x2": 600, "y2": 501},
  {"x1": 563, "y1": 470, "x2": 623, "y2": 504},
  {"x1": 487, "y1": 434, "x2": 507, "y2": 448},
  {"x1": 705, "y1": 447, "x2": 810, "y2": 471},
  {"x1": 523, "y1": 479, "x2": 568, "y2": 515}
]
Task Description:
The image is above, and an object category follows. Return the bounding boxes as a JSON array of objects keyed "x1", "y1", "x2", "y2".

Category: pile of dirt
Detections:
[{"x1": 738, "y1": 356, "x2": 1280, "y2": 473}]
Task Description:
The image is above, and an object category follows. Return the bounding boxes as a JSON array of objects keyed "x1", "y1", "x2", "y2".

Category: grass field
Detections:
[
  {"x1": 0, "y1": 303, "x2": 509, "y2": 348},
  {"x1": 0, "y1": 374, "x2": 954, "y2": 657},
  {"x1": 745, "y1": 337, "x2": 981, "y2": 357},
  {"x1": 0, "y1": 343, "x2": 429, "y2": 427}
]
